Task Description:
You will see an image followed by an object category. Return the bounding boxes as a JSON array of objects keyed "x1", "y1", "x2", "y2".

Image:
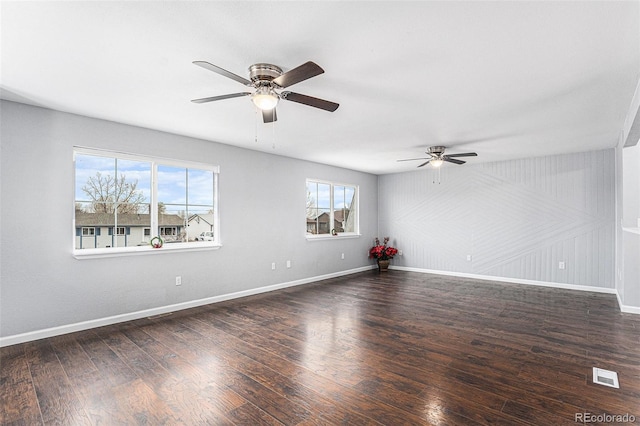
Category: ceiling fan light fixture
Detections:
[
  {"x1": 430, "y1": 158, "x2": 444, "y2": 168},
  {"x1": 252, "y1": 86, "x2": 279, "y2": 110}
]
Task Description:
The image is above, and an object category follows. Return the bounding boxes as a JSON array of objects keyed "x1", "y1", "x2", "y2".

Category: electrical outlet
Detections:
[
  {"x1": 286, "y1": 260, "x2": 291, "y2": 268},
  {"x1": 559, "y1": 261, "x2": 565, "y2": 270},
  {"x1": 341, "y1": 253, "x2": 345, "y2": 259},
  {"x1": 398, "y1": 250, "x2": 403, "y2": 256},
  {"x1": 175, "y1": 276, "x2": 182, "y2": 286},
  {"x1": 271, "y1": 262, "x2": 276, "y2": 270},
  {"x1": 466, "y1": 254, "x2": 472, "y2": 261}
]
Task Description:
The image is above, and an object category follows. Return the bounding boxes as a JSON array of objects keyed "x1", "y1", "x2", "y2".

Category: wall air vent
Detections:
[{"x1": 592, "y1": 367, "x2": 619, "y2": 388}]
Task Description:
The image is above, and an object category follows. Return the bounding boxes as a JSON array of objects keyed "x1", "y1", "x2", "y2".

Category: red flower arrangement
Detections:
[{"x1": 369, "y1": 237, "x2": 398, "y2": 260}]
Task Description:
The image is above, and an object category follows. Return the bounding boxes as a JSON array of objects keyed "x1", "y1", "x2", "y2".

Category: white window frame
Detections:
[
  {"x1": 73, "y1": 147, "x2": 220, "y2": 258},
  {"x1": 305, "y1": 178, "x2": 360, "y2": 240},
  {"x1": 82, "y1": 227, "x2": 95, "y2": 236}
]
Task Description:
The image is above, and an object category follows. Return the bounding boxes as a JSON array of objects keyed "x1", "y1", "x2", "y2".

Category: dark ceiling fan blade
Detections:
[
  {"x1": 397, "y1": 157, "x2": 429, "y2": 162},
  {"x1": 262, "y1": 108, "x2": 277, "y2": 123},
  {"x1": 272, "y1": 61, "x2": 324, "y2": 88},
  {"x1": 417, "y1": 160, "x2": 431, "y2": 168},
  {"x1": 281, "y1": 92, "x2": 339, "y2": 112},
  {"x1": 445, "y1": 152, "x2": 478, "y2": 158},
  {"x1": 193, "y1": 61, "x2": 252, "y2": 86},
  {"x1": 443, "y1": 157, "x2": 466, "y2": 165},
  {"x1": 191, "y1": 93, "x2": 251, "y2": 103}
]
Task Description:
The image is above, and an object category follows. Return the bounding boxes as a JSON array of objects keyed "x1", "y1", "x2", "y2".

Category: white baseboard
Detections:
[
  {"x1": 0, "y1": 265, "x2": 376, "y2": 348},
  {"x1": 390, "y1": 265, "x2": 619, "y2": 294},
  {"x1": 616, "y1": 292, "x2": 640, "y2": 314},
  {"x1": 620, "y1": 305, "x2": 640, "y2": 314},
  {"x1": 390, "y1": 264, "x2": 638, "y2": 315},
  {"x1": 391, "y1": 266, "x2": 640, "y2": 315}
]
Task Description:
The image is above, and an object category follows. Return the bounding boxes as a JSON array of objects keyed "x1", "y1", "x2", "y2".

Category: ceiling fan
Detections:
[
  {"x1": 397, "y1": 146, "x2": 478, "y2": 168},
  {"x1": 191, "y1": 60, "x2": 339, "y2": 123}
]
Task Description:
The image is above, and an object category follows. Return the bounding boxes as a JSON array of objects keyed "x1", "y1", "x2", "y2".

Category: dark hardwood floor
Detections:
[{"x1": 1, "y1": 270, "x2": 639, "y2": 425}]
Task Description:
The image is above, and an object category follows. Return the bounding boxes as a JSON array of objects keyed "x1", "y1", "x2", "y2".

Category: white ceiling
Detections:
[{"x1": 1, "y1": 1, "x2": 639, "y2": 174}]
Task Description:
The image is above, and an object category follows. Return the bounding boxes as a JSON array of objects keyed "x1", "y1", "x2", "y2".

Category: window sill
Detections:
[
  {"x1": 305, "y1": 234, "x2": 361, "y2": 241},
  {"x1": 73, "y1": 242, "x2": 221, "y2": 259}
]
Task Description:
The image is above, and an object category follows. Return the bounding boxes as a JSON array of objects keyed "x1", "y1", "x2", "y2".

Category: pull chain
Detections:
[
  {"x1": 432, "y1": 167, "x2": 441, "y2": 184},
  {"x1": 254, "y1": 107, "x2": 259, "y2": 143},
  {"x1": 253, "y1": 107, "x2": 276, "y2": 149},
  {"x1": 272, "y1": 119, "x2": 276, "y2": 149}
]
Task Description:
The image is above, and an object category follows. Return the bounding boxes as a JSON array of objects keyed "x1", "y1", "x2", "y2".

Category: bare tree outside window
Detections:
[
  {"x1": 81, "y1": 172, "x2": 146, "y2": 214},
  {"x1": 306, "y1": 190, "x2": 317, "y2": 219}
]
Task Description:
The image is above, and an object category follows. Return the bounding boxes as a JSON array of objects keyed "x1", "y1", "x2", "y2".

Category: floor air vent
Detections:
[{"x1": 592, "y1": 367, "x2": 619, "y2": 388}]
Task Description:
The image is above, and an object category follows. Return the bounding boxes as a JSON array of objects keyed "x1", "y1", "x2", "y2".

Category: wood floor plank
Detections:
[
  {"x1": 50, "y1": 333, "x2": 112, "y2": 394},
  {"x1": 121, "y1": 323, "x2": 247, "y2": 418},
  {"x1": 226, "y1": 402, "x2": 285, "y2": 426},
  {"x1": 185, "y1": 308, "x2": 422, "y2": 424},
  {"x1": 501, "y1": 399, "x2": 579, "y2": 426},
  {"x1": 0, "y1": 349, "x2": 42, "y2": 425},
  {"x1": 146, "y1": 316, "x2": 316, "y2": 424},
  {"x1": 177, "y1": 314, "x2": 379, "y2": 425},
  {"x1": 1, "y1": 270, "x2": 639, "y2": 425},
  {"x1": 75, "y1": 332, "x2": 138, "y2": 387},
  {"x1": 96, "y1": 326, "x2": 234, "y2": 424},
  {"x1": 23, "y1": 340, "x2": 92, "y2": 425}
]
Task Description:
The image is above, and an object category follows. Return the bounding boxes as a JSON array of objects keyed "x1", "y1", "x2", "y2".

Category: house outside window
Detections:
[
  {"x1": 74, "y1": 147, "x2": 219, "y2": 255},
  {"x1": 306, "y1": 179, "x2": 358, "y2": 238}
]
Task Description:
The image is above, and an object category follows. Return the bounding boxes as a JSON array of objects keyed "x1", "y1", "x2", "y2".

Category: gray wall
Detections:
[
  {"x1": 379, "y1": 150, "x2": 616, "y2": 289},
  {"x1": 0, "y1": 100, "x2": 378, "y2": 339}
]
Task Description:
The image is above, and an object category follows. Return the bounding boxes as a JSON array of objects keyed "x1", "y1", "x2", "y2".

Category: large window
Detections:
[
  {"x1": 306, "y1": 179, "x2": 358, "y2": 237},
  {"x1": 74, "y1": 148, "x2": 219, "y2": 255}
]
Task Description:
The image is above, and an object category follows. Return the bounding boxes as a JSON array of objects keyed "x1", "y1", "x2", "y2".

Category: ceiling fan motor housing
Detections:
[
  {"x1": 249, "y1": 63, "x2": 283, "y2": 85},
  {"x1": 428, "y1": 146, "x2": 446, "y2": 156}
]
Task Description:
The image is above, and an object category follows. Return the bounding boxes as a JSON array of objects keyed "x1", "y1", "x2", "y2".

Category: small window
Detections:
[
  {"x1": 306, "y1": 179, "x2": 359, "y2": 237},
  {"x1": 82, "y1": 227, "x2": 95, "y2": 236}
]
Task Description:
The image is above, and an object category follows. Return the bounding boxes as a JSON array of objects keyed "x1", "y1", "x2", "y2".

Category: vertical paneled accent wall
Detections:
[{"x1": 379, "y1": 150, "x2": 615, "y2": 288}]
